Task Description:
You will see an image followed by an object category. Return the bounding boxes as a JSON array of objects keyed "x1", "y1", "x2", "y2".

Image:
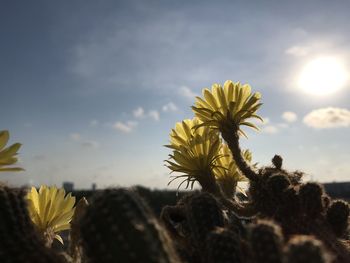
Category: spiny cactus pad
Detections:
[
  {"x1": 206, "y1": 227, "x2": 242, "y2": 263},
  {"x1": 185, "y1": 192, "x2": 225, "y2": 250},
  {"x1": 299, "y1": 182, "x2": 325, "y2": 217},
  {"x1": 326, "y1": 200, "x2": 349, "y2": 237},
  {"x1": 249, "y1": 220, "x2": 284, "y2": 263},
  {"x1": 80, "y1": 188, "x2": 178, "y2": 263}
]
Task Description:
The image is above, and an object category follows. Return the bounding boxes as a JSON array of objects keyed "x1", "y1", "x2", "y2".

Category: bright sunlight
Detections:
[{"x1": 298, "y1": 56, "x2": 348, "y2": 96}]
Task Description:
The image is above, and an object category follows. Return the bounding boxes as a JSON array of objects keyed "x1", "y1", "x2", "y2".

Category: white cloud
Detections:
[
  {"x1": 89, "y1": 120, "x2": 99, "y2": 127},
  {"x1": 257, "y1": 116, "x2": 291, "y2": 134},
  {"x1": 70, "y1": 133, "x2": 81, "y2": 141},
  {"x1": 262, "y1": 125, "x2": 279, "y2": 134},
  {"x1": 282, "y1": 111, "x2": 298, "y2": 123},
  {"x1": 133, "y1": 107, "x2": 145, "y2": 118},
  {"x1": 133, "y1": 106, "x2": 160, "y2": 121},
  {"x1": 303, "y1": 107, "x2": 350, "y2": 129},
  {"x1": 285, "y1": 45, "x2": 308, "y2": 57},
  {"x1": 148, "y1": 110, "x2": 160, "y2": 121},
  {"x1": 179, "y1": 86, "x2": 198, "y2": 98},
  {"x1": 162, "y1": 102, "x2": 178, "y2": 112},
  {"x1": 113, "y1": 121, "x2": 138, "y2": 133}
]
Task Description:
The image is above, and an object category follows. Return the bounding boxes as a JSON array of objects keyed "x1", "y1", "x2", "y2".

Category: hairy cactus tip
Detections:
[
  {"x1": 285, "y1": 236, "x2": 332, "y2": 263},
  {"x1": 26, "y1": 185, "x2": 76, "y2": 246},
  {"x1": 191, "y1": 80, "x2": 263, "y2": 138},
  {"x1": 0, "y1": 130, "x2": 24, "y2": 172}
]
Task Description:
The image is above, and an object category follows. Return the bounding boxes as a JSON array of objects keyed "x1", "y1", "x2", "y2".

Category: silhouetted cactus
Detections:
[
  {"x1": 326, "y1": 200, "x2": 349, "y2": 237},
  {"x1": 206, "y1": 227, "x2": 242, "y2": 263},
  {"x1": 299, "y1": 182, "x2": 325, "y2": 217},
  {"x1": 322, "y1": 195, "x2": 331, "y2": 209},
  {"x1": 285, "y1": 236, "x2": 332, "y2": 263},
  {"x1": 70, "y1": 197, "x2": 89, "y2": 262},
  {"x1": 185, "y1": 192, "x2": 225, "y2": 250},
  {"x1": 0, "y1": 185, "x2": 65, "y2": 263},
  {"x1": 271, "y1": 155, "x2": 283, "y2": 170},
  {"x1": 249, "y1": 220, "x2": 283, "y2": 263},
  {"x1": 80, "y1": 188, "x2": 179, "y2": 263},
  {"x1": 266, "y1": 173, "x2": 290, "y2": 196},
  {"x1": 276, "y1": 186, "x2": 301, "y2": 235}
]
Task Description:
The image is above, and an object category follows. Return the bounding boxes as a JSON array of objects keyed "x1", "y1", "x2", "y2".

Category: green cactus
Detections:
[
  {"x1": 249, "y1": 220, "x2": 284, "y2": 263},
  {"x1": 80, "y1": 188, "x2": 179, "y2": 263},
  {"x1": 0, "y1": 185, "x2": 65, "y2": 263},
  {"x1": 285, "y1": 236, "x2": 332, "y2": 263},
  {"x1": 206, "y1": 227, "x2": 242, "y2": 263},
  {"x1": 326, "y1": 200, "x2": 349, "y2": 237}
]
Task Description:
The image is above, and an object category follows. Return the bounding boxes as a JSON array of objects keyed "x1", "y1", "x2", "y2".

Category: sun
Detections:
[{"x1": 298, "y1": 57, "x2": 348, "y2": 96}]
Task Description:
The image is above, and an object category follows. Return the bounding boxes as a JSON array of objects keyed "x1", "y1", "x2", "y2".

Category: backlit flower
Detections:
[
  {"x1": 27, "y1": 185, "x2": 76, "y2": 246},
  {"x1": 0, "y1": 130, "x2": 23, "y2": 172},
  {"x1": 214, "y1": 144, "x2": 252, "y2": 197},
  {"x1": 192, "y1": 80, "x2": 263, "y2": 137},
  {"x1": 165, "y1": 118, "x2": 222, "y2": 191}
]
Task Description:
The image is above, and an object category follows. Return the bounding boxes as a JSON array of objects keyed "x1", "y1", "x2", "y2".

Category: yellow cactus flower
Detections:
[
  {"x1": 165, "y1": 118, "x2": 222, "y2": 192},
  {"x1": 167, "y1": 118, "x2": 213, "y2": 150},
  {"x1": 27, "y1": 185, "x2": 76, "y2": 246},
  {"x1": 0, "y1": 130, "x2": 23, "y2": 172},
  {"x1": 214, "y1": 144, "x2": 252, "y2": 197},
  {"x1": 192, "y1": 80, "x2": 263, "y2": 137}
]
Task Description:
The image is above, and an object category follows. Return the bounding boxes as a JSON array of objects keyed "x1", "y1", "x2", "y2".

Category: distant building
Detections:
[
  {"x1": 92, "y1": 183, "x2": 97, "y2": 191},
  {"x1": 62, "y1": 182, "x2": 74, "y2": 192},
  {"x1": 323, "y1": 182, "x2": 350, "y2": 200}
]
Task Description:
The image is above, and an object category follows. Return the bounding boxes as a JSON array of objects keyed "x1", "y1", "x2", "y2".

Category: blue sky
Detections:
[{"x1": 1, "y1": 0, "x2": 350, "y2": 189}]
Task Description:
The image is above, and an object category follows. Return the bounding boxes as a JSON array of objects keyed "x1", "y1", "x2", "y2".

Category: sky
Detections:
[{"x1": 1, "y1": 0, "x2": 350, "y2": 189}]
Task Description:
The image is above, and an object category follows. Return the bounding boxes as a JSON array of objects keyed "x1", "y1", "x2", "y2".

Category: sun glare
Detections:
[{"x1": 298, "y1": 57, "x2": 348, "y2": 96}]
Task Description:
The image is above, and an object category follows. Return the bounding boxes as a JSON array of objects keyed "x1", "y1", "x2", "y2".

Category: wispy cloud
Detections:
[
  {"x1": 303, "y1": 107, "x2": 350, "y2": 129},
  {"x1": 148, "y1": 110, "x2": 160, "y2": 121},
  {"x1": 132, "y1": 106, "x2": 160, "y2": 121},
  {"x1": 133, "y1": 107, "x2": 145, "y2": 119},
  {"x1": 179, "y1": 86, "x2": 198, "y2": 99},
  {"x1": 113, "y1": 121, "x2": 138, "y2": 133},
  {"x1": 260, "y1": 115, "x2": 292, "y2": 134},
  {"x1": 282, "y1": 111, "x2": 298, "y2": 123},
  {"x1": 162, "y1": 102, "x2": 178, "y2": 112},
  {"x1": 261, "y1": 125, "x2": 279, "y2": 134}
]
